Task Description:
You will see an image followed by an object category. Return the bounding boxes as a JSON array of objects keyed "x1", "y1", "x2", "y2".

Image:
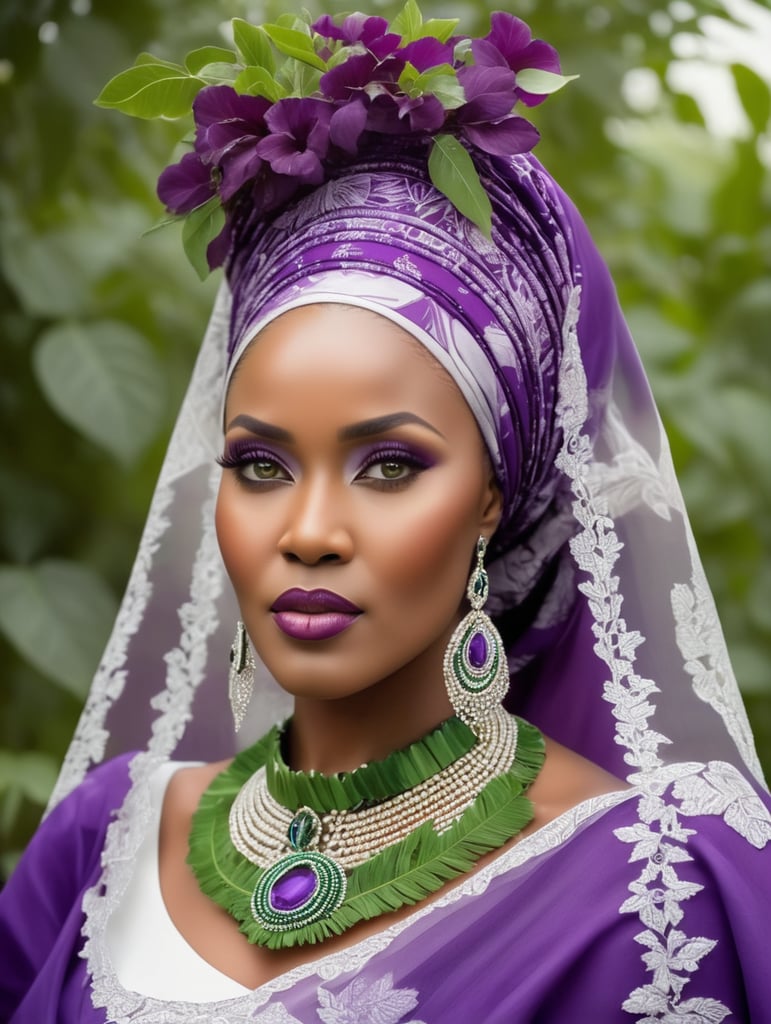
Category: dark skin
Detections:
[{"x1": 159, "y1": 305, "x2": 625, "y2": 988}]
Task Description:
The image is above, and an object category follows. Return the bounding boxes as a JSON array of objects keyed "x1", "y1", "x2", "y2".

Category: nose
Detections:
[{"x1": 277, "y1": 474, "x2": 354, "y2": 566}]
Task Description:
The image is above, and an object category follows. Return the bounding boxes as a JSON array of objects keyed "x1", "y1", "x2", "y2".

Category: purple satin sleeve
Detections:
[{"x1": 0, "y1": 754, "x2": 133, "y2": 1024}]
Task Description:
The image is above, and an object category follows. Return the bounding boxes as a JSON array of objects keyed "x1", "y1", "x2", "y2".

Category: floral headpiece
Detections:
[{"x1": 96, "y1": 2, "x2": 573, "y2": 278}]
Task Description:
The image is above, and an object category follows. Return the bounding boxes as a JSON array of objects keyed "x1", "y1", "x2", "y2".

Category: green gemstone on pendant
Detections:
[{"x1": 288, "y1": 807, "x2": 320, "y2": 851}]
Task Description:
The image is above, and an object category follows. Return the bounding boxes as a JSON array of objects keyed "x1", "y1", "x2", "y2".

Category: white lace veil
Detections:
[{"x1": 49, "y1": 153, "x2": 765, "y2": 809}]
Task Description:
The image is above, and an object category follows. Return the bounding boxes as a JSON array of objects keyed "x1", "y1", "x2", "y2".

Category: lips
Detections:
[{"x1": 271, "y1": 588, "x2": 362, "y2": 641}]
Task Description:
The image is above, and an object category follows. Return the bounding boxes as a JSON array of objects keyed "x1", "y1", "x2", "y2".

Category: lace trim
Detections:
[
  {"x1": 82, "y1": 766, "x2": 631, "y2": 1022},
  {"x1": 672, "y1": 561, "x2": 764, "y2": 784},
  {"x1": 84, "y1": 474, "x2": 227, "y2": 1020},
  {"x1": 553, "y1": 290, "x2": 771, "y2": 1022}
]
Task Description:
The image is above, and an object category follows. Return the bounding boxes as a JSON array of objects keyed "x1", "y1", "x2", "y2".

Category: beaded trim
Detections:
[{"x1": 230, "y1": 706, "x2": 518, "y2": 870}]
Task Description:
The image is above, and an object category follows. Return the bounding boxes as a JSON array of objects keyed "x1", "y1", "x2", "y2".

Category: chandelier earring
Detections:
[
  {"x1": 443, "y1": 537, "x2": 509, "y2": 730},
  {"x1": 229, "y1": 620, "x2": 255, "y2": 731}
]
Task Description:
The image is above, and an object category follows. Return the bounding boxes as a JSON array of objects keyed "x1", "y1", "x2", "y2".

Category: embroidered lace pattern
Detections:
[
  {"x1": 671, "y1": 560, "x2": 764, "y2": 783},
  {"x1": 554, "y1": 288, "x2": 770, "y2": 1022}
]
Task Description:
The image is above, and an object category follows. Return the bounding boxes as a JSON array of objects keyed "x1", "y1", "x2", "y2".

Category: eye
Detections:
[
  {"x1": 217, "y1": 445, "x2": 292, "y2": 488},
  {"x1": 240, "y1": 458, "x2": 290, "y2": 483},
  {"x1": 355, "y1": 446, "x2": 433, "y2": 490},
  {"x1": 361, "y1": 460, "x2": 412, "y2": 482}
]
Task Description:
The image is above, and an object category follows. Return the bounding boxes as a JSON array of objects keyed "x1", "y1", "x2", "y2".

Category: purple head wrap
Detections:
[{"x1": 228, "y1": 147, "x2": 616, "y2": 542}]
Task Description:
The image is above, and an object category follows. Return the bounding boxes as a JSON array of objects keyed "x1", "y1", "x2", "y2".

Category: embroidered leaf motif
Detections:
[
  {"x1": 673, "y1": 762, "x2": 771, "y2": 849},
  {"x1": 666, "y1": 997, "x2": 731, "y2": 1022},
  {"x1": 317, "y1": 973, "x2": 424, "y2": 1024}
]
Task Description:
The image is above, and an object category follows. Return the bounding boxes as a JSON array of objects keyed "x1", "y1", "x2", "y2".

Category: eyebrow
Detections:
[
  {"x1": 225, "y1": 415, "x2": 292, "y2": 441},
  {"x1": 225, "y1": 412, "x2": 445, "y2": 442},
  {"x1": 338, "y1": 412, "x2": 445, "y2": 442}
]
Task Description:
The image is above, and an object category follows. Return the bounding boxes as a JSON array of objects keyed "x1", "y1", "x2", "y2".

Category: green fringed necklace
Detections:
[{"x1": 188, "y1": 707, "x2": 544, "y2": 950}]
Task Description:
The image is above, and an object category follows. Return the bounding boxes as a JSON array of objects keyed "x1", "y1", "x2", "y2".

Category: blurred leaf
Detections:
[
  {"x1": 0, "y1": 560, "x2": 118, "y2": 697},
  {"x1": 0, "y1": 468, "x2": 71, "y2": 563},
  {"x1": 0, "y1": 749, "x2": 58, "y2": 804},
  {"x1": 732, "y1": 64, "x2": 770, "y2": 136},
  {"x1": 33, "y1": 321, "x2": 165, "y2": 464}
]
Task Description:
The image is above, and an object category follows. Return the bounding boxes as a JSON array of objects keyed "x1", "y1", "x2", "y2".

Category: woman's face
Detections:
[{"x1": 216, "y1": 304, "x2": 501, "y2": 704}]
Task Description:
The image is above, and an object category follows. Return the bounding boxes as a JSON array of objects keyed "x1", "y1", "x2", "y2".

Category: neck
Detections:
[{"x1": 287, "y1": 648, "x2": 454, "y2": 775}]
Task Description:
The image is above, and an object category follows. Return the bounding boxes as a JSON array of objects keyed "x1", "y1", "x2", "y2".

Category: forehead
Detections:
[{"x1": 226, "y1": 304, "x2": 468, "y2": 424}]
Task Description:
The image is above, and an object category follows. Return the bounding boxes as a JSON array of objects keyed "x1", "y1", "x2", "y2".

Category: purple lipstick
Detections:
[{"x1": 271, "y1": 588, "x2": 362, "y2": 641}]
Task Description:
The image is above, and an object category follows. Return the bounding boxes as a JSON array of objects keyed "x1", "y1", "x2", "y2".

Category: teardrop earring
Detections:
[
  {"x1": 443, "y1": 537, "x2": 509, "y2": 730},
  {"x1": 228, "y1": 620, "x2": 255, "y2": 731}
]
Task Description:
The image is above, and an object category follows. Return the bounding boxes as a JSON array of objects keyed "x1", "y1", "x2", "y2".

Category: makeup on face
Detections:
[{"x1": 271, "y1": 588, "x2": 363, "y2": 641}]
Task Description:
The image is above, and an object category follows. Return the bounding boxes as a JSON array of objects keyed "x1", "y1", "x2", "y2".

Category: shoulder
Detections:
[
  {"x1": 161, "y1": 758, "x2": 231, "y2": 834},
  {"x1": 526, "y1": 734, "x2": 628, "y2": 830}
]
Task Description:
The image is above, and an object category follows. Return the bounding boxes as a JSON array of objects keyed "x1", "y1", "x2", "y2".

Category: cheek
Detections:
[
  {"x1": 365, "y1": 477, "x2": 483, "y2": 606},
  {"x1": 215, "y1": 482, "x2": 269, "y2": 593}
]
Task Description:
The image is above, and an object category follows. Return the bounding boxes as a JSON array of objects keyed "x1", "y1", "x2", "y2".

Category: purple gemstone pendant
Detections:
[
  {"x1": 252, "y1": 850, "x2": 347, "y2": 933},
  {"x1": 269, "y1": 865, "x2": 318, "y2": 912}
]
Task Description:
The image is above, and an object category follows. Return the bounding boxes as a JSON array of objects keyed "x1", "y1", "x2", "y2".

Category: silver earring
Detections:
[
  {"x1": 229, "y1": 621, "x2": 255, "y2": 731},
  {"x1": 443, "y1": 537, "x2": 509, "y2": 730}
]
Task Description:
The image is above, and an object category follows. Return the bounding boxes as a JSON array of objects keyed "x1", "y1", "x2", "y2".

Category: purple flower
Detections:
[
  {"x1": 256, "y1": 98, "x2": 334, "y2": 184},
  {"x1": 454, "y1": 64, "x2": 539, "y2": 156},
  {"x1": 329, "y1": 98, "x2": 369, "y2": 154},
  {"x1": 365, "y1": 91, "x2": 445, "y2": 135},
  {"x1": 193, "y1": 86, "x2": 271, "y2": 201},
  {"x1": 398, "y1": 37, "x2": 453, "y2": 72},
  {"x1": 157, "y1": 150, "x2": 215, "y2": 214},
  {"x1": 312, "y1": 13, "x2": 388, "y2": 47},
  {"x1": 473, "y1": 12, "x2": 561, "y2": 106}
]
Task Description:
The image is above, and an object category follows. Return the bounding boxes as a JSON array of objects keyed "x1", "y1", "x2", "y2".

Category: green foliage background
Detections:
[{"x1": 0, "y1": 0, "x2": 769, "y2": 877}]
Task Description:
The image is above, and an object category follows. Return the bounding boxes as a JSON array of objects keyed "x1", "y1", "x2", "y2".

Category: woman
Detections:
[{"x1": 1, "y1": 9, "x2": 769, "y2": 1022}]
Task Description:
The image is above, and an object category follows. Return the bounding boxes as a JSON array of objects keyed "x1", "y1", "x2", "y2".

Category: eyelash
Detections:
[{"x1": 216, "y1": 445, "x2": 291, "y2": 487}]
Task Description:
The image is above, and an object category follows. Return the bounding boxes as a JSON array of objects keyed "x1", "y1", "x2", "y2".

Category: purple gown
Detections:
[{"x1": 2, "y1": 753, "x2": 769, "y2": 1023}]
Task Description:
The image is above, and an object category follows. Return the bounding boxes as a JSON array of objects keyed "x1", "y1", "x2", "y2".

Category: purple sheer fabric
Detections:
[{"x1": 2, "y1": 757, "x2": 769, "y2": 1022}]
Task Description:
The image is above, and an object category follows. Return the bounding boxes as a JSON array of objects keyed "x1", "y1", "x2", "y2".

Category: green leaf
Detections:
[
  {"x1": 33, "y1": 320, "x2": 165, "y2": 464},
  {"x1": 516, "y1": 68, "x2": 579, "y2": 96},
  {"x1": 391, "y1": 0, "x2": 423, "y2": 43},
  {"x1": 284, "y1": 60, "x2": 323, "y2": 98},
  {"x1": 182, "y1": 196, "x2": 226, "y2": 281},
  {"x1": 0, "y1": 561, "x2": 118, "y2": 698},
  {"x1": 399, "y1": 63, "x2": 465, "y2": 109},
  {"x1": 234, "y1": 67, "x2": 285, "y2": 101},
  {"x1": 233, "y1": 19, "x2": 275, "y2": 73},
  {"x1": 262, "y1": 24, "x2": 326, "y2": 71},
  {"x1": 418, "y1": 18, "x2": 458, "y2": 43},
  {"x1": 195, "y1": 61, "x2": 240, "y2": 85},
  {"x1": 95, "y1": 63, "x2": 201, "y2": 119},
  {"x1": 428, "y1": 135, "x2": 492, "y2": 236},
  {"x1": 184, "y1": 46, "x2": 237, "y2": 75},
  {"x1": 134, "y1": 52, "x2": 185, "y2": 72}
]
